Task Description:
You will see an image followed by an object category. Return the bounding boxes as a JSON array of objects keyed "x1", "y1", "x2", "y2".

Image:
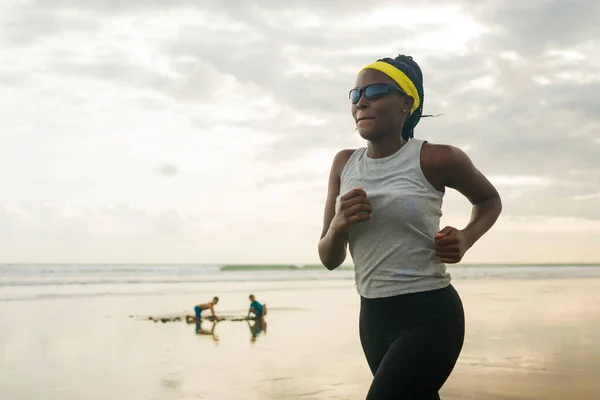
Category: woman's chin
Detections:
[{"x1": 357, "y1": 128, "x2": 378, "y2": 141}]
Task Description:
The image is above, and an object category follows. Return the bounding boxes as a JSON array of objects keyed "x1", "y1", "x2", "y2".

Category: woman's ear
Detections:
[{"x1": 404, "y1": 96, "x2": 415, "y2": 113}]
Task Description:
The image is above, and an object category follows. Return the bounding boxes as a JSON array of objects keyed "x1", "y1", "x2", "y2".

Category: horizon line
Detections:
[{"x1": 0, "y1": 262, "x2": 599, "y2": 266}]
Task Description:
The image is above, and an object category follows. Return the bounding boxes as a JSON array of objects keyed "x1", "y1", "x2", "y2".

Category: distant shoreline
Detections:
[{"x1": 1, "y1": 263, "x2": 599, "y2": 268}]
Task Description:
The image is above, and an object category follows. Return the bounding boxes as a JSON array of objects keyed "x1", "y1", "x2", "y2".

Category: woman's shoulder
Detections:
[
  {"x1": 421, "y1": 141, "x2": 472, "y2": 169},
  {"x1": 420, "y1": 141, "x2": 477, "y2": 190},
  {"x1": 331, "y1": 148, "x2": 361, "y2": 175},
  {"x1": 333, "y1": 148, "x2": 359, "y2": 162}
]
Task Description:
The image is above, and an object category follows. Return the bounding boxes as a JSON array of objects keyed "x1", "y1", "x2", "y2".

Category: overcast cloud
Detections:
[{"x1": 0, "y1": 0, "x2": 598, "y2": 264}]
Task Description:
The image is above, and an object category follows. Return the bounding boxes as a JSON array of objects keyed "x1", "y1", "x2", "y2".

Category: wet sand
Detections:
[{"x1": 1, "y1": 273, "x2": 599, "y2": 399}]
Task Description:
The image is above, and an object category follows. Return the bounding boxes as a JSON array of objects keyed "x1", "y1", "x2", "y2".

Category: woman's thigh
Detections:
[
  {"x1": 360, "y1": 285, "x2": 465, "y2": 399},
  {"x1": 366, "y1": 320, "x2": 464, "y2": 399}
]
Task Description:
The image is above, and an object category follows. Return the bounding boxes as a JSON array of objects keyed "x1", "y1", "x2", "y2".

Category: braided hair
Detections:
[{"x1": 377, "y1": 55, "x2": 425, "y2": 141}]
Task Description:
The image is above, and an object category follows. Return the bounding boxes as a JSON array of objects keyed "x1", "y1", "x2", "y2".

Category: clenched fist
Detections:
[
  {"x1": 331, "y1": 188, "x2": 372, "y2": 234},
  {"x1": 434, "y1": 226, "x2": 470, "y2": 263}
]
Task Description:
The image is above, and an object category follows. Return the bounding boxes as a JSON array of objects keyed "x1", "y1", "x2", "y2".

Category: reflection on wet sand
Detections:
[
  {"x1": 4, "y1": 270, "x2": 600, "y2": 400},
  {"x1": 194, "y1": 320, "x2": 220, "y2": 343},
  {"x1": 439, "y1": 278, "x2": 600, "y2": 400},
  {"x1": 189, "y1": 317, "x2": 269, "y2": 343},
  {"x1": 248, "y1": 318, "x2": 268, "y2": 342}
]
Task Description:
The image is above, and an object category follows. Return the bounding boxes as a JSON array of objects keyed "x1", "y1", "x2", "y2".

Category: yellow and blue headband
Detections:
[{"x1": 360, "y1": 61, "x2": 420, "y2": 115}]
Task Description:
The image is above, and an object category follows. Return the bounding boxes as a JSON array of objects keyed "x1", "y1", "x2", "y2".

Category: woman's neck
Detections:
[{"x1": 366, "y1": 134, "x2": 407, "y2": 159}]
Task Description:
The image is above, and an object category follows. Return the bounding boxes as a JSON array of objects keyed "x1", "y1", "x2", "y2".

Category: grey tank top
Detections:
[{"x1": 337, "y1": 138, "x2": 451, "y2": 298}]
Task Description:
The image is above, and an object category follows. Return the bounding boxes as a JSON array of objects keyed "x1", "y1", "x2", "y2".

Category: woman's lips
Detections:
[{"x1": 357, "y1": 117, "x2": 375, "y2": 122}]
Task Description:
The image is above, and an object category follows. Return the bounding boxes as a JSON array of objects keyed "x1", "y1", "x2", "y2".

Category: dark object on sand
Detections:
[{"x1": 130, "y1": 314, "x2": 253, "y2": 324}]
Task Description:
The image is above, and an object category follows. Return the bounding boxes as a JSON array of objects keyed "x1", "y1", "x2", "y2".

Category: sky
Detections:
[{"x1": 0, "y1": 0, "x2": 598, "y2": 264}]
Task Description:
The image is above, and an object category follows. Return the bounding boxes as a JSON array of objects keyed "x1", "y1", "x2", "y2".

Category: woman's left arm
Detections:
[{"x1": 432, "y1": 145, "x2": 502, "y2": 263}]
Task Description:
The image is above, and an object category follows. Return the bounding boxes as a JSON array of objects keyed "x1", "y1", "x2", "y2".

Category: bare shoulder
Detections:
[
  {"x1": 421, "y1": 142, "x2": 472, "y2": 169},
  {"x1": 421, "y1": 142, "x2": 478, "y2": 190},
  {"x1": 331, "y1": 148, "x2": 357, "y2": 174}
]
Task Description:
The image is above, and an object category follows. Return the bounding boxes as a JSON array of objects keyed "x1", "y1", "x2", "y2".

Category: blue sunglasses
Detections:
[{"x1": 349, "y1": 83, "x2": 406, "y2": 104}]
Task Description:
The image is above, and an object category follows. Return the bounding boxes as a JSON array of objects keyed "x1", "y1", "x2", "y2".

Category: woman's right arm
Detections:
[{"x1": 318, "y1": 149, "x2": 355, "y2": 270}]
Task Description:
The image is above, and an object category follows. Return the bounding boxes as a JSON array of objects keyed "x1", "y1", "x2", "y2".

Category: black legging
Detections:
[{"x1": 359, "y1": 284, "x2": 465, "y2": 399}]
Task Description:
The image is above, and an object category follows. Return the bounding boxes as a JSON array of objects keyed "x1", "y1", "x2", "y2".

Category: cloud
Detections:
[
  {"x1": 0, "y1": 0, "x2": 598, "y2": 262},
  {"x1": 573, "y1": 193, "x2": 600, "y2": 201},
  {"x1": 470, "y1": 0, "x2": 600, "y2": 55},
  {"x1": 488, "y1": 176, "x2": 555, "y2": 187},
  {"x1": 1, "y1": 7, "x2": 101, "y2": 44},
  {"x1": 0, "y1": 200, "x2": 325, "y2": 264},
  {"x1": 494, "y1": 215, "x2": 600, "y2": 234},
  {"x1": 157, "y1": 164, "x2": 180, "y2": 177}
]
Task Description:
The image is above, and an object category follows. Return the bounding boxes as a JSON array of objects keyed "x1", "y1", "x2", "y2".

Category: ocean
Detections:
[
  {"x1": 1, "y1": 263, "x2": 599, "y2": 399},
  {"x1": 3, "y1": 263, "x2": 600, "y2": 302}
]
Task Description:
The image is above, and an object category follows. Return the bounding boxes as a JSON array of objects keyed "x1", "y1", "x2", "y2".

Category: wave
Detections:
[
  {"x1": 1, "y1": 264, "x2": 599, "y2": 290},
  {"x1": 219, "y1": 264, "x2": 346, "y2": 271},
  {"x1": 2, "y1": 264, "x2": 600, "y2": 303},
  {"x1": 0, "y1": 264, "x2": 347, "y2": 288},
  {"x1": 0, "y1": 280, "x2": 355, "y2": 302},
  {"x1": 0, "y1": 272, "x2": 354, "y2": 288}
]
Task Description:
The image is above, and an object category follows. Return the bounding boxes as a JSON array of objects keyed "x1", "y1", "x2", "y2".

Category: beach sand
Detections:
[{"x1": 1, "y1": 269, "x2": 599, "y2": 399}]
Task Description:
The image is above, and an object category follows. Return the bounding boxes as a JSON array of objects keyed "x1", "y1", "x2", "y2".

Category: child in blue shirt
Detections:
[{"x1": 247, "y1": 294, "x2": 267, "y2": 320}]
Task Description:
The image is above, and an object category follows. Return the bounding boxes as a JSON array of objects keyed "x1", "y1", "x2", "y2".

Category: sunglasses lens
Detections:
[
  {"x1": 350, "y1": 84, "x2": 397, "y2": 103},
  {"x1": 365, "y1": 84, "x2": 389, "y2": 99},
  {"x1": 350, "y1": 89, "x2": 361, "y2": 103}
]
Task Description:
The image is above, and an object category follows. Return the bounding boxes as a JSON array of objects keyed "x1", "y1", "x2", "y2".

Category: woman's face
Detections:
[{"x1": 351, "y1": 69, "x2": 414, "y2": 141}]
